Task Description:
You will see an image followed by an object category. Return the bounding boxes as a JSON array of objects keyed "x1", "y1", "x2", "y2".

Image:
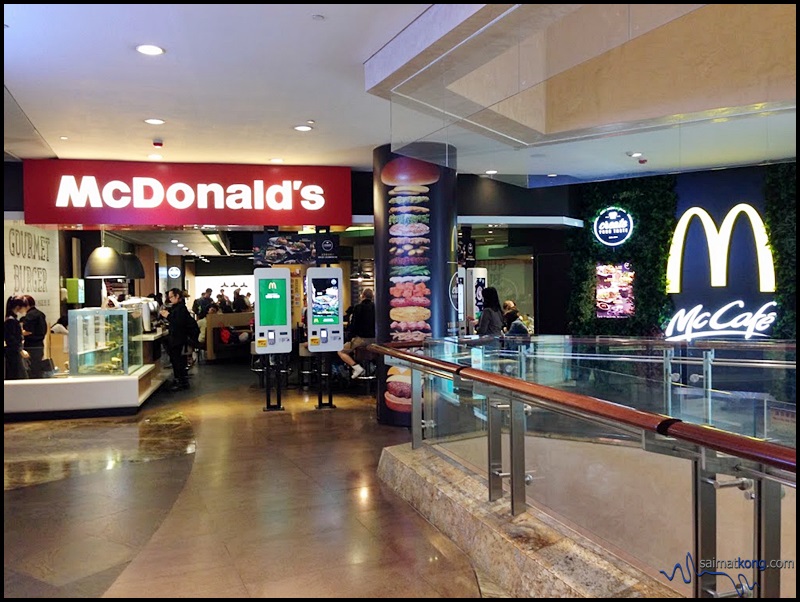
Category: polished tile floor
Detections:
[{"x1": 4, "y1": 360, "x2": 492, "y2": 598}]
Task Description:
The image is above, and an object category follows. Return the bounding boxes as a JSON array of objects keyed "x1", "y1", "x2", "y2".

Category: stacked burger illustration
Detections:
[{"x1": 380, "y1": 156, "x2": 440, "y2": 412}]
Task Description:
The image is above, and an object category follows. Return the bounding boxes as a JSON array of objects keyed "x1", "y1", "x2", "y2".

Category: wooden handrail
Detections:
[
  {"x1": 663, "y1": 421, "x2": 796, "y2": 473},
  {"x1": 368, "y1": 343, "x2": 462, "y2": 376},
  {"x1": 368, "y1": 344, "x2": 797, "y2": 475}
]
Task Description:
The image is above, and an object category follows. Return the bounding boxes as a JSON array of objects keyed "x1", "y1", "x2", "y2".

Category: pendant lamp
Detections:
[
  {"x1": 84, "y1": 231, "x2": 126, "y2": 279},
  {"x1": 121, "y1": 253, "x2": 146, "y2": 279}
]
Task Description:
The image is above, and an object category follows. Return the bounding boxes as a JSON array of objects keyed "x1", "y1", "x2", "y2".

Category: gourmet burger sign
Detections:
[{"x1": 23, "y1": 160, "x2": 352, "y2": 227}]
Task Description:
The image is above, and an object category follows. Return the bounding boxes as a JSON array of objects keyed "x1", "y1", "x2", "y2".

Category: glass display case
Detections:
[{"x1": 68, "y1": 308, "x2": 144, "y2": 376}]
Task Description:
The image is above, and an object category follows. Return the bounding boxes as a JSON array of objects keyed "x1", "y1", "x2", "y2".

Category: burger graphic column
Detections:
[{"x1": 380, "y1": 156, "x2": 440, "y2": 413}]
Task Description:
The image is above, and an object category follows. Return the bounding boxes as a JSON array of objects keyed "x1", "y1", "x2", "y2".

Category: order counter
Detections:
[{"x1": 4, "y1": 322, "x2": 170, "y2": 419}]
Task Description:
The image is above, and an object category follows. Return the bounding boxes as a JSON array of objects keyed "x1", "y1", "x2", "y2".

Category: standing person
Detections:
[
  {"x1": 473, "y1": 286, "x2": 504, "y2": 337},
  {"x1": 232, "y1": 288, "x2": 248, "y2": 312},
  {"x1": 20, "y1": 295, "x2": 48, "y2": 378},
  {"x1": 5, "y1": 296, "x2": 30, "y2": 380},
  {"x1": 337, "y1": 288, "x2": 376, "y2": 379},
  {"x1": 160, "y1": 288, "x2": 194, "y2": 391},
  {"x1": 192, "y1": 288, "x2": 213, "y2": 319}
]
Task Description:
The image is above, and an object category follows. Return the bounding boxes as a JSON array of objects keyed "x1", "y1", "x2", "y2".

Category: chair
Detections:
[
  {"x1": 352, "y1": 346, "x2": 379, "y2": 394},
  {"x1": 297, "y1": 343, "x2": 316, "y2": 389}
]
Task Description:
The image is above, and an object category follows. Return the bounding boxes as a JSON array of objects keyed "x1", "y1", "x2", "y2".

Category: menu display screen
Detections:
[
  {"x1": 596, "y1": 263, "x2": 635, "y2": 318},
  {"x1": 310, "y1": 277, "x2": 340, "y2": 325},
  {"x1": 258, "y1": 278, "x2": 289, "y2": 327}
]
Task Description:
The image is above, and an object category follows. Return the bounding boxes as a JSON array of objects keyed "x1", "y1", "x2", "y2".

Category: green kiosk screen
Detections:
[{"x1": 258, "y1": 279, "x2": 288, "y2": 327}]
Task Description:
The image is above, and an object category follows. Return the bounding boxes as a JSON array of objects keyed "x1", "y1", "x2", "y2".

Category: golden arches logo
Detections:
[
  {"x1": 666, "y1": 203, "x2": 775, "y2": 294},
  {"x1": 268, "y1": 281, "x2": 277, "y2": 290}
]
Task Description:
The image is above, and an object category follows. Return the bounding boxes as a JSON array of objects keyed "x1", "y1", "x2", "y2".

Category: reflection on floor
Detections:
[{"x1": 4, "y1": 361, "x2": 500, "y2": 598}]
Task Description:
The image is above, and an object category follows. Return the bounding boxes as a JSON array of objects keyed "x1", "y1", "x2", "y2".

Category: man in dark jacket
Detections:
[
  {"x1": 21, "y1": 294, "x2": 48, "y2": 378},
  {"x1": 160, "y1": 288, "x2": 194, "y2": 391},
  {"x1": 336, "y1": 288, "x2": 376, "y2": 379}
]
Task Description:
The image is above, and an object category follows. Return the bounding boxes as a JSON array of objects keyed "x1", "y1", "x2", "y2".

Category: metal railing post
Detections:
[
  {"x1": 663, "y1": 347, "x2": 674, "y2": 415},
  {"x1": 411, "y1": 367, "x2": 423, "y2": 449},
  {"x1": 509, "y1": 396, "x2": 527, "y2": 516},
  {"x1": 754, "y1": 475, "x2": 782, "y2": 597},
  {"x1": 694, "y1": 458, "x2": 718, "y2": 598},
  {"x1": 487, "y1": 399, "x2": 505, "y2": 501},
  {"x1": 703, "y1": 349, "x2": 714, "y2": 424}
]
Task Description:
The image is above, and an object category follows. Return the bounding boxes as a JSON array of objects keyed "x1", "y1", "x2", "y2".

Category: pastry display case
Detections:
[{"x1": 68, "y1": 308, "x2": 144, "y2": 376}]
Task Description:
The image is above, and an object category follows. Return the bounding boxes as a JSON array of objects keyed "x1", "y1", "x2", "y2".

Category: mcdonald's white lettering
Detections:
[
  {"x1": 54, "y1": 175, "x2": 327, "y2": 212},
  {"x1": 664, "y1": 300, "x2": 777, "y2": 342},
  {"x1": 666, "y1": 203, "x2": 775, "y2": 293}
]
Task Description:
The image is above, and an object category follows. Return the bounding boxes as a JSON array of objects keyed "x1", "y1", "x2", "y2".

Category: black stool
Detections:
[{"x1": 352, "y1": 346, "x2": 378, "y2": 394}]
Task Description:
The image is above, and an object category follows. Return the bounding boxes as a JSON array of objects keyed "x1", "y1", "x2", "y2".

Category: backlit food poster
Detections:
[{"x1": 596, "y1": 263, "x2": 635, "y2": 318}]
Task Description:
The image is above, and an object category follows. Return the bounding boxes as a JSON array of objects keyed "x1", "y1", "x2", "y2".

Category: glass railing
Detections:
[
  {"x1": 372, "y1": 338, "x2": 797, "y2": 598},
  {"x1": 423, "y1": 336, "x2": 797, "y2": 448}
]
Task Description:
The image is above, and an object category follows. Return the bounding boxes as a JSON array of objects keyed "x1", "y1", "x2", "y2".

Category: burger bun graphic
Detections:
[{"x1": 384, "y1": 367, "x2": 412, "y2": 413}]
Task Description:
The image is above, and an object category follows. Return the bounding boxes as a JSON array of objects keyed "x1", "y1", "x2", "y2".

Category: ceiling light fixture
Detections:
[
  {"x1": 148, "y1": 153, "x2": 163, "y2": 161},
  {"x1": 120, "y1": 253, "x2": 146, "y2": 279},
  {"x1": 485, "y1": 170, "x2": 498, "y2": 175},
  {"x1": 270, "y1": 158, "x2": 284, "y2": 164},
  {"x1": 136, "y1": 44, "x2": 165, "y2": 56},
  {"x1": 144, "y1": 118, "x2": 165, "y2": 125},
  {"x1": 59, "y1": 136, "x2": 68, "y2": 140},
  {"x1": 84, "y1": 230, "x2": 126, "y2": 279},
  {"x1": 293, "y1": 125, "x2": 313, "y2": 132},
  {"x1": 547, "y1": 174, "x2": 558, "y2": 178}
]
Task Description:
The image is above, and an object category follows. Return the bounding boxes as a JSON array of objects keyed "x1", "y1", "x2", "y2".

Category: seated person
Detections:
[
  {"x1": 502, "y1": 308, "x2": 530, "y2": 350},
  {"x1": 196, "y1": 303, "x2": 219, "y2": 345},
  {"x1": 336, "y1": 288, "x2": 375, "y2": 379}
]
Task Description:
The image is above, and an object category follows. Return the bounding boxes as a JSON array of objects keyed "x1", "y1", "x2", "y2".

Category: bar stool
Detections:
[
  {"x1": 352, "y1": 346, "x2": 379, "y2": 394},
  {"x1": 297, "y1": 343, "x2": 316, "y2": 389}
]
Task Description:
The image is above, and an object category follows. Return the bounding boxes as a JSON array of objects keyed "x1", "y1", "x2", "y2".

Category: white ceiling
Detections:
[{"x1": 3, "y1": 4, "x2": 796, "y2": 256}]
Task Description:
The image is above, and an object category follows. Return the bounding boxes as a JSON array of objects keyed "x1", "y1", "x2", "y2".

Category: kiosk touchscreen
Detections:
[
  {"x1": 459, "y1": 267, "x2": 488, "y2": 335},
  {"x1": 306, "y1": 267, "x2": 344, "y2": 352},
  {"x1": 253, "y1": 268, "x2": 293, "y2": 354}
]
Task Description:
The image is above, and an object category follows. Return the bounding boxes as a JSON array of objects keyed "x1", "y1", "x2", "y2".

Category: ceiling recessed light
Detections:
[
  {"x1": 59, "y1": 136, "x2": 69, "y2": 140},
  {"x1": 626, "y1": 151, "x2": 643, "y2": 158},
  {"x1": 312, "y1": 14, "x2": 326, "y2": 21},
  {"x1": 144, "y1": 118, "x2": 165, "y2": 125},
  {"x1": 177, "y1": 243, "x2": 185, "y2": 248},
  {"x1": 148, "y1": 153, "x2": 163, "y2": 161},
  {"x1": 293, "y1": 125, "x2": 313, "y2": 132},
  {"x1": 270, "y1": 158, "x2": 284, "y2": 164},
  {"x1": 547, "y1": 173, "x2": 558, "y2": 178},
  {"x1": 170, "y1": 239, "x2": 178, "y2": 244},
  {"x1": 485, "y1": 170, "x2": 498, "y2": 175},
  {"x1": 136, "y1": 44, "x2": 165, "y2": 56}
]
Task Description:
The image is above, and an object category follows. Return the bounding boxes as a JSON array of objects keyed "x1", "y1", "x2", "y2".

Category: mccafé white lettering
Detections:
[
  {"x1": 54, "y1": 176, "x2": 326, "y2": 211},
  {"x1": 664, "y1": 300, "x2": 777, "y2": 342}
]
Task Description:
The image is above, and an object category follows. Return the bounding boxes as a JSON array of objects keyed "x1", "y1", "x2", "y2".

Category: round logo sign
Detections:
[
  {"x1": 321, "y1": 239, "x2": 334, "y2": 252},
  {"x1": 593, "y1": 206, "x2": 634, "y2": 246},
  {"x1": 167, "y1": 266, "x2": 181, "y2": 279}
]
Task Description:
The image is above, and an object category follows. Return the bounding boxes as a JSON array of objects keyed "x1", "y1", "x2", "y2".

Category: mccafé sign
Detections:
[
  {"x1": 664, "y1": 203, "x2": 777, "y2": 342},
  {"x1": 22, "y1": 159, "x2": 352, "y2": 227}
]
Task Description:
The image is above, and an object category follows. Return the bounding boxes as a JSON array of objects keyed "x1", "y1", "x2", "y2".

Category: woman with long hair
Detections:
[
  {"x1": 5, "y1": 296, "x2": 30, "y2": 380},
  {"x1": 474, "y1": 286, "x2": 504, "y2": 337}
]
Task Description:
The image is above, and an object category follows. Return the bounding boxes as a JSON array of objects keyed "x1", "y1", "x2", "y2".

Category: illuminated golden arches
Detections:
[{"x1": 666, "y1": 203, "x2": 775, "y2": 294}]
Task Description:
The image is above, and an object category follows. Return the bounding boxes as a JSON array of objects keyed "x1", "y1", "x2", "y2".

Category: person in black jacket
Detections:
[
  {"x1": 160, "y1": 288, "x2": 194, "y2": 391},
  {"x1": 5, "y1": 296, "x2": 30, "y2": 380},
  {"x1": 336, "y1": 288, "x2": 376, "y2": 379},
  {"x1": 20, "y1": 294, "x2": 48, "y2": 378}
]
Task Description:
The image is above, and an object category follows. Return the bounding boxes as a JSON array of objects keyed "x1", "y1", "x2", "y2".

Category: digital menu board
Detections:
[{"x1": 596, "y1": 262, "x2": 635, "y2": 318}]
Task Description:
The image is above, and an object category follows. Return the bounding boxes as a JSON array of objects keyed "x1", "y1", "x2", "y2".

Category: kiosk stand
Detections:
[
  {"x1": 305, "y1": 266, "x2": 345, "y2": 410},
  {"x1": 253, "y1": 268, "x2": 293, "y2": 412}
]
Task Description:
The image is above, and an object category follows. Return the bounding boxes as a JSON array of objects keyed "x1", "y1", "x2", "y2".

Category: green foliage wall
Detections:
[
  {"x1": 567, "y1": 176, "x2": 677, "y2": 336},
  {"x1": 568, "y1": 164, "x2": 796, "y2": 340},
  {"x1": 764, "y1": 162, "x2": 796, "y2": 339}
]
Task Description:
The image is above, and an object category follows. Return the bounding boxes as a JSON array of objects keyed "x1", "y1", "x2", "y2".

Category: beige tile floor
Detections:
[{"x1": 4, "y1": 360, "x2": 493, "y2": 598}]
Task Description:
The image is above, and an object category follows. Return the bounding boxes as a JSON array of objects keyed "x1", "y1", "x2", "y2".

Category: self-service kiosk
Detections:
[
  {"x1": 458, "y1": 266, "x2": 488, "y2": 335},
  {"x1": 253, "y1": 268, "x2": 293, "y2": 411},
  {"x1": 305, "y1": 267, "x2": 344, "y2": 353},
  {"x1": 253, "y1": 267, "x2": 293, "y2": 354},
  {"x1": 305, "y1": 267, "x2": 344, "y2": 410}
]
